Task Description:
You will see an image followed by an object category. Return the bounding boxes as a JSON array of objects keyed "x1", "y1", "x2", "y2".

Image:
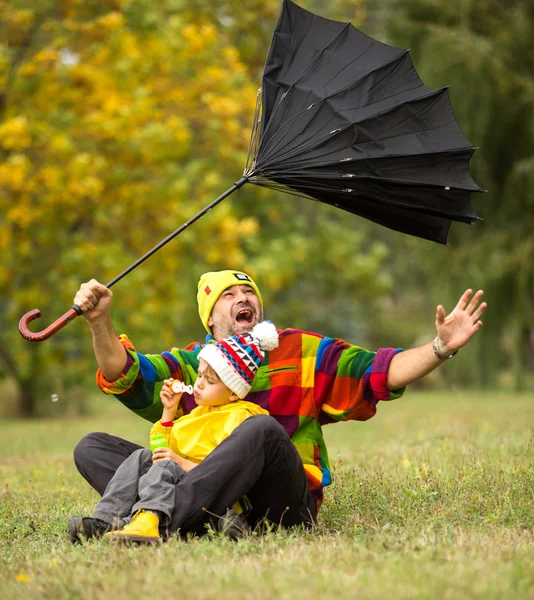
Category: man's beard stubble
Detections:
[{"x1": 211, "y1": 305, "x2": 263, "y2": 338}]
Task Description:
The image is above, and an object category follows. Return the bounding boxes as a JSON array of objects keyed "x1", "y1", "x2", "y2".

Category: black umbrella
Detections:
[
  {"x1": 19, "y1": 0, "x2": 483, "y2": 342},
  {"x1": 247, "y1": 0, "x2": 483, "y2": 243}
]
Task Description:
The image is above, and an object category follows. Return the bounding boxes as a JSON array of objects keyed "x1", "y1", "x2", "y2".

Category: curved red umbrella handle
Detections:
[{"x1": 18, "y1": 305, "x2": 83, "y2": 342}]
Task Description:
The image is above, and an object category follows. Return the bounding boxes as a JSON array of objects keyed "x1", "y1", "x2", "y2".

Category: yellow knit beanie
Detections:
[{"x1": 197, "y1": 270, "x2": 263, "y2": 334}]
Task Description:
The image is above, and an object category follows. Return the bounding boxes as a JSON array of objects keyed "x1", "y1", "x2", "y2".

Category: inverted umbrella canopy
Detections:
[
  {"x1": 19, "y1": 0, "x2": 483, "y2": 342},
  {"x1": 244, "y1": 0, "x2": 483, "y2": 244}
]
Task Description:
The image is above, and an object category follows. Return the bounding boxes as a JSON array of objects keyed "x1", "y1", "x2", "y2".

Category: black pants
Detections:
[{"x1": 74, "y1": 415, "x2": 316, "y2": 535}]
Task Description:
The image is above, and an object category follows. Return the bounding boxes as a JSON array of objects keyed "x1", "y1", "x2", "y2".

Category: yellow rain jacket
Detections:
[{"x1": 150, "y1": 400, "x2": 269, "y2": 463}]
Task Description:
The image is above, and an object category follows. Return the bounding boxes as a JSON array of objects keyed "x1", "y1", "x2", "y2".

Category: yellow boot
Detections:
[{"x1": 104, "y1": 510, "x2": 161, "y2": 544}]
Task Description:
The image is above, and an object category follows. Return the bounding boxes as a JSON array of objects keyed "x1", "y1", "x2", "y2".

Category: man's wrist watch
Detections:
[{"x1": 433, "y1": 336, "x2": 458, "y2": 360}]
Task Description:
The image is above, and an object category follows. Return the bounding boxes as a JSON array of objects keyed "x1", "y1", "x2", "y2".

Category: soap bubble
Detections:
[
  {"x1": 171, "y1": 380, "x2": 193, "y2": 394},
  {"x1": 51, "y1": 394, "x2": 59, "y2": 403}
]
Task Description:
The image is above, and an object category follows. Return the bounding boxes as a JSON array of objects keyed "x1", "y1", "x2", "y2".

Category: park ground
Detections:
[{"x1": 1, "y1": 389, "x2": 533, "y2": 599}]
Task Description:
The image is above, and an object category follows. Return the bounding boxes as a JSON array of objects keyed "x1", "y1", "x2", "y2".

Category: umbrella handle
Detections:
[{"x1": 18, "y1": 306, "x2": 82, "y2": 342}]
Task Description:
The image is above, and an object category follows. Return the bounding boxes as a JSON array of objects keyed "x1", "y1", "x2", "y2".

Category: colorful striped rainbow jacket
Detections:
[{"x1": 96, "y1": 328, "x2": 404, "y2": 511}]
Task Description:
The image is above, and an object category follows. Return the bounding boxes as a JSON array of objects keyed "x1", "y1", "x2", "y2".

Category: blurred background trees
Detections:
[
  {"x1": 383, "y1": 0, "x2": 534, "y2": 390},
  {"x1": 1, "y1": 0, "x2": 532, "y2": 416}
]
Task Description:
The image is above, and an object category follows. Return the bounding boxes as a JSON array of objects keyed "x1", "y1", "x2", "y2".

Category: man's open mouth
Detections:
[{"x1": 235, "y1": 308, "x2": 254, "y2": 325}]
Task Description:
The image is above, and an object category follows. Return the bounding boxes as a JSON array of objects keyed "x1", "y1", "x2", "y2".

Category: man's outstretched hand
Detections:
[
  {"x1": 387, "y1": 288, "x2": 488, "y2": 390},
  {"x1": 435, "y1": 289, "x2": 487, "y2": 356}
]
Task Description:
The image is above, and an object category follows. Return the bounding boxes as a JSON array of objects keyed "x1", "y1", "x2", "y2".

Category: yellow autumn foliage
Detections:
[
  {"x1": 0, "y1": 117, "x2": 32, "y2": 151},
  {"x1": 0, "y1": 0, "x2": 264, "y2": 405},
  {"x1": 2, "y1": 0, "x2": 390, "y2": 417}
]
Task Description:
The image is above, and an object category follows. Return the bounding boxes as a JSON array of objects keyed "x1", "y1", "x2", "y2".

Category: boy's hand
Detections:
[
  {"x1": 160, "y1": 378, "x2": 182, "y2": 410},
  {"x1": 152, "y1": 447, "x2": 197, "y2": 471}
]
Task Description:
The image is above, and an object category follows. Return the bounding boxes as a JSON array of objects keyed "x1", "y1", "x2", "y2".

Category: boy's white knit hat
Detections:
[{"x1": 197, "y1": 321, "x2": 279, "y2": 399}]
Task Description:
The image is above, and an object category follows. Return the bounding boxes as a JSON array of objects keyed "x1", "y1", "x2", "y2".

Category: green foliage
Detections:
[
  {"x1": 1, "y1": 0, "x2": 532, "y2": 415},
  {"x1": 382, "y1": 0, "x2": 534, "y2": 388}
]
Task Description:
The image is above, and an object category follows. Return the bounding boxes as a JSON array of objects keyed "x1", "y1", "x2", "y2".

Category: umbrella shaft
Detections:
[{"x1": 105, "y1": 176, "x2": 248, "y2": 289}]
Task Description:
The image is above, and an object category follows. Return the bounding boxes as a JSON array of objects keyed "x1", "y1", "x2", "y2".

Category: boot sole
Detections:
[{"x1": 68, "y1": 516, "x2": 114, "y2": 544}]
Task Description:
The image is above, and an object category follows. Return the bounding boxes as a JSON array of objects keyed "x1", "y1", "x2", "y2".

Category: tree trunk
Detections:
[
  {"x1": 0, "y1": 341, "x2": 40, "y2": 418},
  {"x1": 18, "y1": 378, "x2": 37, "y2": 418},
  {"x1": 513, "y1": 322, "x2": 528, "y2": 393},
  {"x1": 513, "y1": 254, "x2": 530, "y2": 392}
]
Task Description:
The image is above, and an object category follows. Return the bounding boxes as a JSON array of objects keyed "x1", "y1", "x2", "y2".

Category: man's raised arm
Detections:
[
  {"x1": 387, "y1": 289, "x2": 487, "y2": 391},
  {"x1": 74, "y1": 279, "x2": 127, "y2": 382}
]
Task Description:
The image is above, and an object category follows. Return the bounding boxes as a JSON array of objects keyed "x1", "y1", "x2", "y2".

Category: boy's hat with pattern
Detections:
[
  {"x1": 198, "y1": 321, "x2": 278, "y2": 399},
  {"x1": 197, "y1": 270, "x2": 263, "y2": 334}
]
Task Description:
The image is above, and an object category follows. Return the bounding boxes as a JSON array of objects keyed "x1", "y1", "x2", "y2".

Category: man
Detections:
[{"x1": 70, "y1": 270, "x2": 486, "y2": 542}]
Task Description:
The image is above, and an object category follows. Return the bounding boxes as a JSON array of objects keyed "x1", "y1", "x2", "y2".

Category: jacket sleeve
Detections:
[
  {"x1": 95, "y1": 334, "x2": 201, "y2": 423},
  {"x1": 150, "y1": 420, "x2": 174, "y2": 447},
  {"x1": 315, "y1": 337, "x2": 405, "y2": 424}
]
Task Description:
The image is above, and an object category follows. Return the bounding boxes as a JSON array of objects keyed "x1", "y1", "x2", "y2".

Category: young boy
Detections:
[{"x1": 68, "y1": 321, "x2": 278, "y2": 544}]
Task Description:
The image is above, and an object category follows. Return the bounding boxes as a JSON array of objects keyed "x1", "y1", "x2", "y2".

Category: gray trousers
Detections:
[{"x1": 92, "y1": 448, "x2": 186, "y2": 525}]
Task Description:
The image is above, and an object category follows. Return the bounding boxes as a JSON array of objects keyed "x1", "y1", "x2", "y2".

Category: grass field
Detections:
[{"x1": 1, "y1": 389, "x2": 533, "y2": 599}]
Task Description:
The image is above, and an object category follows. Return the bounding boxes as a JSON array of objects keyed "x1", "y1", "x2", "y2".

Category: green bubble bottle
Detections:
[{"x1": 150, "y1": 434, "x2": 169, "y2": 454}]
